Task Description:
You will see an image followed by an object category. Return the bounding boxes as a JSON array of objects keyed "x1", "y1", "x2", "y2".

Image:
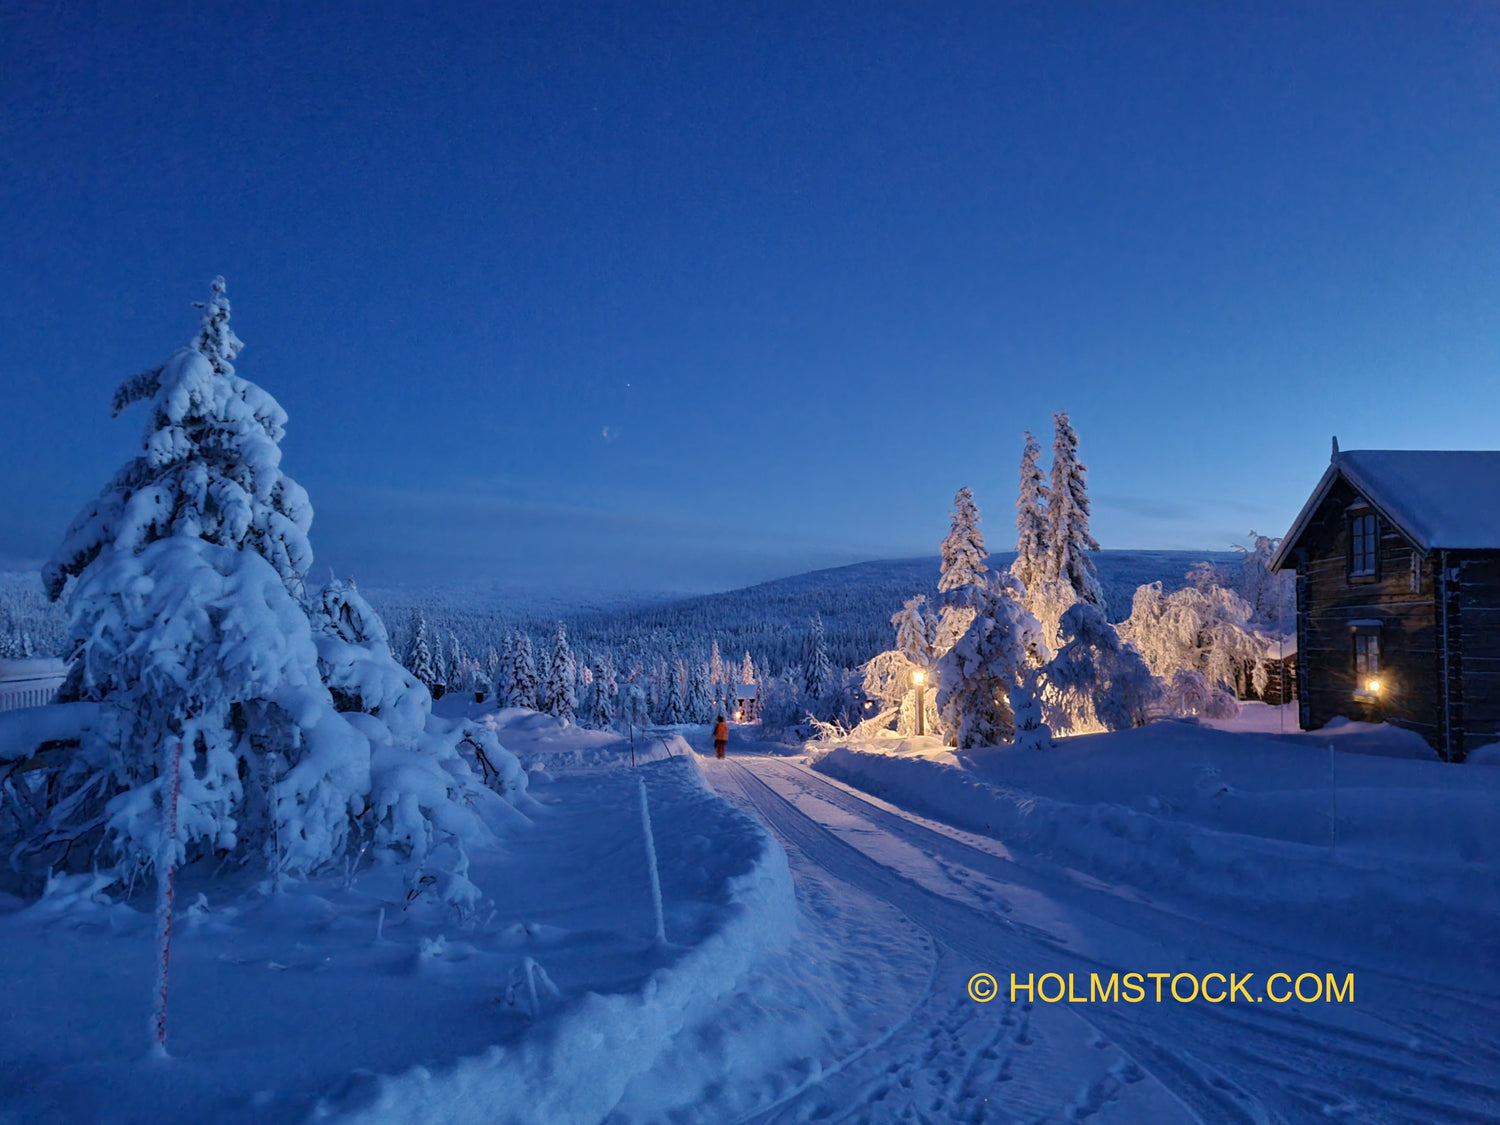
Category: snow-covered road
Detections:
[{"x1": 702, "y1": 747, "x2": 1500, "y2": 1125}]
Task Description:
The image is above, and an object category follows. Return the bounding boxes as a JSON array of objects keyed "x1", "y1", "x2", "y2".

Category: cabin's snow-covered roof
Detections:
[{"x1": 1273, "y1": 450, "x2": 1500, "y2": 569}]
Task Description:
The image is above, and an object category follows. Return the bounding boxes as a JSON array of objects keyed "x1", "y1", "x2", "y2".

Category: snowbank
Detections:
[
  {"x1": 0, "y1": 755, "x2": 796, "y2": 1124},
  {"x1": 438, "y1": 700, "x2": 691, "y2": 769},
  {"x1": 811, "y1": 722, "x2": 1500, "y2": 917},
  {"x1": 337, "y1": 754, "x2": 797, "y2": 1124}
]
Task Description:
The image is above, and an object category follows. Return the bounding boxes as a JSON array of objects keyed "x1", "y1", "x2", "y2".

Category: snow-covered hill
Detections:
[{"x1": 372, "y1": 549, "x2": 1240, "y2": 678}]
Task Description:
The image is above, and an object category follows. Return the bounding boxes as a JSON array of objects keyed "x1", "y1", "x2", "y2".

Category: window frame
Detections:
[
  {"x1": 1351, "y1": 624, "x2": 1382, "y2": 702},
  {"x1": 1348, "y1": 510, "x2": 1379, "y2": 579}
]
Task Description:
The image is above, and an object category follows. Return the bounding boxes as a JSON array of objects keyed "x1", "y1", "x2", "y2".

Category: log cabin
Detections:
[{"x1": 1271, "y1": 442, "x2": 1500, "y2": 761}]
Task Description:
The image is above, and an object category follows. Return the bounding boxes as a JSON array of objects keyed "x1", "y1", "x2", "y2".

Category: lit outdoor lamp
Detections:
[{"x1": 912, "y1": 669, "x2": 926, "y2": 736}]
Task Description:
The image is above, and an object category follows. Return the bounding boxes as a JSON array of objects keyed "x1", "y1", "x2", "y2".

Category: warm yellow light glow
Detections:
[
  {"x1": 912, "y1": 670, "x2": 925, "y2": 685},
  {"x1": 1367, "y1": 679, "x2": 1381, "y2": 693},
  {"x1": 735, "y1": 710, "x2": 744, "y2": 721}
]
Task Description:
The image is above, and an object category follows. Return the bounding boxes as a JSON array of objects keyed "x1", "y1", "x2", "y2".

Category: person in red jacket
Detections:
[{"x1": 713, "y1": 714, "x2": 729, "y2": 759}]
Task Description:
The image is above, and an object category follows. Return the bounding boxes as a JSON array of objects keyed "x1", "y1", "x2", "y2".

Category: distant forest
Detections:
[
  {"x1": 2, "y1": 549, "x2": 1234, "y2": 676},
  {"x1": 370, "y1": 550, "x2": 1235, "y2": 679}
]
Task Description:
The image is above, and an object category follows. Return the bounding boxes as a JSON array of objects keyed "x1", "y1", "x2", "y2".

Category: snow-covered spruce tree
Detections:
[
  {"x1": 506, "y1": 631, "x2": 539, "y2": 710},
  {"x1": 29, "y1": 279, "x2": 526, "y2": 884},
  {"x1": 484, "y1": 645, "x2": 503, "y2": 702},
  {"x1": 686, "y1": 660, "x2": 714, "y2": 722},
  {"x1": 586, "y1": 665, "x2": 612, "y2": 729},
  {"x1": 801, "y1": 615, "x2": 835, "y2": 705},
  {"x1": 709, "y1": 641, "x2": 725, "y2": 690},
  {"x1": 741, "y1": 651, "x2": 756, "y2": 684},
  {"x1": 1011, "y1": 431, "x2": 1050, "y2": 598},
  {"x1": 1040, "y1": 602, "x2": 1157, "y2": 734},
  {"x1": 1036, "y1": 412, "x2": 1105, "y2": 644},
  {"x1": 403, "y1": 609, "x2": 438, "y2": 690},
  {"x1": 662, "y1": 660, "x2": 687, "y2": 724},
  {"x1": 431, "y1": 632, "x2": 448, "y2": 696},
  {"x1": 936, "y1": 488, "x2": 989, "y2": 655},
  {"x1": 445, "y1": 631, "x2": 466, "y2": 693},
  {"x1": 597, "y1": 650, "x2": 618, "y2": 725},
  {"x1": 935, "y1": 572, "x2": 1043, "y2": 749},
  {"x1": 541, "y1": 622, "x2": 576, "y2": 723},
  {"x1": 619, "y1": 678, "x2": 649, "y2": 731}
]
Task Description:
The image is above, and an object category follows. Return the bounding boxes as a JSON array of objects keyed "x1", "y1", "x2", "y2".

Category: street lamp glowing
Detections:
[
  {"x1": 1367, "y1": 679, "x2": 1381, "y2": 694},
  {"x1": 912, "y1": 670, "x2": 925, "y2": 685}
]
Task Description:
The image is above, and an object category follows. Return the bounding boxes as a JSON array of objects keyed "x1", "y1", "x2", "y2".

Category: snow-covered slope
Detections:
[{"x1": 0, "y1": 744, "x2": 801, "y2": 1124}]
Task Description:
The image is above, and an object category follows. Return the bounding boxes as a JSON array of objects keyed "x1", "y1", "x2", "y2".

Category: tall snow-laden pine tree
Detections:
[
  {"x1": 936, "y1": 488, "x2": 989, "y2": 654},
  {"x1": 541, "y1": 622, "x2": 576, "y2": 723},
  {"x1": 709, "y1": 640, "x2": 724, "y2": 689},
  {"x1": 1011, "y1": 431, "x2": 1049, "y2": 597},
  {"x1": 26, "y1": 279, "x2": 526, "y2": 883},
  {"x1": 741, "y1": 651, "x2": 756, "y2": 684},
  {"x1": 1043, "y1": 412, "x2": 1105, "y2": 613}
]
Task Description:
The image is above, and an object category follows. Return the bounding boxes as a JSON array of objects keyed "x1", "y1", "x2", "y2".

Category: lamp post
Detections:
[{"x1": 912, "y1": 669, "x2": 926, "y2": 737}]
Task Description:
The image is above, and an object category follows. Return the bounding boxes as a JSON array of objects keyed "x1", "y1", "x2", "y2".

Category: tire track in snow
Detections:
[
  {"x1": 719, "y1": 754, "x2": 1500, "y2": 1124},
  {"x1": 713, "y1": 758, "x2": 1227, "y2": 1125}
]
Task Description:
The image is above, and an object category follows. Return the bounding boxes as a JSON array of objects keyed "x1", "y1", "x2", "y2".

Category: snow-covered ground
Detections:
[
  {"x1": 4, "y1": 709, "x2": 1497, "y2": 1122},
  {"x1": 735, "y1": 717, "x2": 1500, "y2": 1121},
  {"x1": 0, "y1": 718, "x2": 821, "y2": 1124}
]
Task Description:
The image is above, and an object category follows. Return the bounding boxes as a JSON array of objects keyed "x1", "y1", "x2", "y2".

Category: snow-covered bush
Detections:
[
  {"x1": 9, "y1": 279, "x2": 526, "y2": 885},
  {"x1": 936, "y1": 572, "x2": 1044, "y2": 749},
  {"x1": 1041, "y1": 602, "x2": 1157, "y2": 734},
  {"x1": 861, "y1": 596, "x2": 940, "y2": 736},
  {"x1": 1117, "y1": 579, "x2": 1272, "y2": 697},
  {"x1": 1160, "y1": 668, "x2": 1240, "y2": 720},
  {"x1": 1008, "y1": 669, "x2": 1053, "y2": 751}
]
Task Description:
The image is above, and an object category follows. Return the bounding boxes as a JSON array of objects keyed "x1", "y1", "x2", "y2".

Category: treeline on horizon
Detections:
[{"x1": 361, "y1": 549, "x2": 1237, "y2": 687}]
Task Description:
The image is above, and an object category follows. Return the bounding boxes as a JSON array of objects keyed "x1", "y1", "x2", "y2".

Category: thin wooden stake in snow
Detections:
[
  {"x1": 152, "y1": 737, "x2": 184, "y2": 1058},
  {"x1": 637, "y1": 775, "x2": 666, "y2": 944},
  {"x1": 1328, "y1": 743, "x2": 1339, "y2": 855}
]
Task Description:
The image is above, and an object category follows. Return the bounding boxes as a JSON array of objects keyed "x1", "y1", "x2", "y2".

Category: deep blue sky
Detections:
[{"x1": 3, "y1": 2, "x2": 1498, "y2": 595}]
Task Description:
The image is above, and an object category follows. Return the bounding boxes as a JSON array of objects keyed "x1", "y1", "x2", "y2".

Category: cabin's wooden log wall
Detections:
[{"x1": 1293, "y1": 478, "x2": 1442, "y2": 747}]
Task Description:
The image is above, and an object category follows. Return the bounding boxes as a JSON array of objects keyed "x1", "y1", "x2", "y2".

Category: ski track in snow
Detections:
[{"x1": 699, "y1": 739, "x2": 1500, "y2": 1125}]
